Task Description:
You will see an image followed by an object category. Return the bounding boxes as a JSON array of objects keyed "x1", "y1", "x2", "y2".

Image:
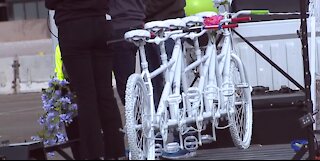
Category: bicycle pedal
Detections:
[
  {"x1": 184, "y1": 136, "x2": 199, "y2": 151},
  {"x1": 201, "y1": 135, "x2": 214, "y2": 144},
  {"x1": 221, "y1": 83, "x2": 235, "y2": 96},
  {"x1": 213, "y1": 99, "x2": 219, "y2": 103},
  {"x1": 236, "y1": 83, "x2": 249, "y2": 88},
  {"x1": 204, "y1": 85, "x2": 219, "y2": 100},
  {"x1": 164, "y1": 142, "x2": 180, "y2": 153},
  {"x1": 155, "y1": 144, "x2": 163, "y2": 157},
  {"x1": 186, "y1": 87, "x2": 201, "y2": 103},
  {"x1": 167, "y1": 94, "x2": 182, "y2": 105}
]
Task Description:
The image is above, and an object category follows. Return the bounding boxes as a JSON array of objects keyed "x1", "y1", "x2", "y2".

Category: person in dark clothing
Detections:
[
  {"x1": 145, "y1": 0, "x2": 186, "y2": 22},
  {"x1": 144, "y1": 0, "x2": 186, "y2": 75},
  {"x1": 45, "y1": 0, "x2": 125, "y2": 159},
  {"x1": 110, "y1": 0, "x2": 186, "y2": 106},
  {"x1": 144, "y1": 0, "x2": 186, "y2": 64},
  {"x1": 109, "y1": 0, "x2": 145, "y2": 105},
  {"x1": 143, "y1": 0, "x2": 187, "y2": 108},
  {"x1": 144, "y1": 0, "x2": 196, "y2": 159},
  {"x1": 109, "y1": 0, "x2": 162, "y2": 108}
]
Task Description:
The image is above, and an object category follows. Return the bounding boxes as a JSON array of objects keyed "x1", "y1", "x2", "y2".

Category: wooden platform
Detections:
[{"x1": 188, "y1": 144, "x2": 304, "y2": 160}]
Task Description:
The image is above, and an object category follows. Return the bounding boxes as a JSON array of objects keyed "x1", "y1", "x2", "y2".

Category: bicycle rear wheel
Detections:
[
  {"x1": 228, "y1": 58, "x2": 253, "y2": 149},
  {"x1": 125, "y1": 74, "x2": 154, "y2": 160}
]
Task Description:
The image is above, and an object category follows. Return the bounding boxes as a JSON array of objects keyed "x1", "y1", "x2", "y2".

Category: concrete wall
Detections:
[
  {"x1": 0, "y1": 39, "x2": 53, "y2": 58},
  {"x1": 0, "y1": 57, "x2": 14, "y2": 94},
  {"x1": 0, "y1": 39, "x2": 54, "y2": 94},
  {"x1": 0, "y1": 19, "x2": 50, "y2": 42},
  {"x1": 0, "y1": 19, "x2": 54, "y2": 94}
]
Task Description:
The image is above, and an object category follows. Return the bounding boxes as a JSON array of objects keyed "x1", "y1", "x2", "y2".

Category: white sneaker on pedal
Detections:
[{"x1": 161, "y1": 148, "x2": 197, "y2": 160}]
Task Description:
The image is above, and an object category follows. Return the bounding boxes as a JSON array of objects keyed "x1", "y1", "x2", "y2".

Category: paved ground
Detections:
[
  {"x1": 0, "y1": 89, "x2": 314, "y2": 160},
  {"x1": 0, "y1": 90, "x2": 125, "y2": 160},
  {"x1": 0, "y1": 92, "x2": 66, "y2": 160},
  {"x1": 0, "y1": 92, "x2": 43, "y2": 143}
]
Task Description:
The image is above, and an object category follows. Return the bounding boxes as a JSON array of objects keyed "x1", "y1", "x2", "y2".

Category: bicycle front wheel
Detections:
[
  {"x1": 228, "y1": 59, "x2": 253, "y2": 149},
  {"x1": 125, "y1": 74, "x2": 154, "y2": 160}
]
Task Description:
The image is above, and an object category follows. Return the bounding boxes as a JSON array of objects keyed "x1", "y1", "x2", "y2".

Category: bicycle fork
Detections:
[{"x1": 138, "y1": 45, "x2": 157, "y2": 160}]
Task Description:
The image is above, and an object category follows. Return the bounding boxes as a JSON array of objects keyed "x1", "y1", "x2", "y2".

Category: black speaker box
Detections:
[
  {"x1": 0, "y1": 141, "x2": 47, "y2": 160},
  {"x1": 199, "y1": 88, "x2": 308, "y2": 150}
]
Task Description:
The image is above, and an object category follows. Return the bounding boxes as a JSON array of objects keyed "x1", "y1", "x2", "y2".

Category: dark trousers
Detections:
[
  {"x1": 145, "y1": 39, "x2": 175, "y2": 107},
  {"x1": 144, "y1": 43, "x2": 166, "y2": 107},
  {"x1": 113, "y1": 38, "x2": 176, "y2": 107},
  {"x1": 58, "y1": 17, "x2": 125, "y2": 159},
  {"x1": 111, "y1": 27, "x2": 164, "y2": 107},
  {"x1": 147, "y1": 39, "x2": 180, "y2": 141},
  {"x1": 111, "y1": 28, "x2": 138, "y2": 105}
]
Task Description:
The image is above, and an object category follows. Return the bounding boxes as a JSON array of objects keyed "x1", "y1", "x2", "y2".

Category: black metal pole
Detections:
[
  {"x1": 232, "y1": 29, "x2": 305, "y2": 90},
  {"x1": 300, "y1": 0, "x2": 316, "y2": 159}
]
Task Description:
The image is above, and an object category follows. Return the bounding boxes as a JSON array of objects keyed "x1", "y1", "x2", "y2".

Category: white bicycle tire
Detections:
[
  {"x1": 125, "y1": 74, "x2": 153, "y2": 160},
  {"x1": 228, "y1": 59, "x2": 253, "y2": 149}
]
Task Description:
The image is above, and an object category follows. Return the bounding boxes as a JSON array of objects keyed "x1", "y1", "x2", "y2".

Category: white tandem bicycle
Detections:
[{"x1": 124, "y1": 9, "x2": 269, "y2": 160}]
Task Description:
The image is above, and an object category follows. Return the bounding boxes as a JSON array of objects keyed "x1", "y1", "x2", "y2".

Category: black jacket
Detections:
[
  {"x1": 145, "y1": 0, "x2": 186, "y2": 22},
  {"x1": 45, "y1": 0, "x2": 109, "y2": 26},
  {"x1": 109, "y1": 0, "x2": 145, "y2": 30}
]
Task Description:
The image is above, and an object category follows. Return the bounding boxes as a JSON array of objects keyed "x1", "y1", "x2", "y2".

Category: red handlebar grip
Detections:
[
  {"x1": 222, "y1": 24, "x2": 239, "y2": 29},
  {"x1": 204, "y1": 25, "x2": 219, "y2": 30},
  {"x1": 205, "y1": 23, "x2": 239, "y2": 30},
  {"x1": 231, "y1": 17, "x2": 252, "y2": 23}
]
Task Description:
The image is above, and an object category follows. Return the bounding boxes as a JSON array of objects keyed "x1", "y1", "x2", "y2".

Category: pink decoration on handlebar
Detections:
[{"x1": 204, "y1": 15, "x2": 224, "y2": 26}]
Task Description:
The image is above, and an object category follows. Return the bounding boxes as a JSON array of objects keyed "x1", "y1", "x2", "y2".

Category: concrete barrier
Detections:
[
  {"x1": 0, "y1": 39, "x2": 53, "y2": 58},
  {"x1": 0, "y1": 38, "x2": 55, "y2": 94},
  {"x1": 18, "y1": 54, "x2": 54, "y2": 93},
  {"x1": 0, "y1": 19, "x2": 50, "y2": 43},
  {"x1": 0, "y1": 57, "x2": 14, "y2": 94}
]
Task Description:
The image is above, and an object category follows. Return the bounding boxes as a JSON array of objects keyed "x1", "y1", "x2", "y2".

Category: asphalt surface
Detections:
[
  {"x1": 0, "y1": 92, "x2": 43, "y2": 144},
  {"x1": 0, "y1": 89, "x2": 315, "y2": 160},
  {"x1": 0, "y1": 91, "x2": 125, "y2": 160}
]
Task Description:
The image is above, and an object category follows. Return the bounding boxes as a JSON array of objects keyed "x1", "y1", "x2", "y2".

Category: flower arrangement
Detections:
[{"x1": 32, "y1": 77, "x2": 78, "y2": 147}]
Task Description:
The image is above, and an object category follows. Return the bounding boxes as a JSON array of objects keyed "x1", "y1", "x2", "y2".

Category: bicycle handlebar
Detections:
[
  {"x1": 204, "y1": 23, "x2": 238, "y2": 30},
  {"x1": 184, "y1": 29, "x2": 207, "y2": 40},
  {"x1": 203, "y1": 9, "x2": 269, "y2": 28},
  {"x1": 146, "y1": 10, "x2": 269, "y2": 44},
  {"x1": 231, "y1": 17, "x2": 252, "y2": 23},
  {"x1": 147, "y1": 29, "x2": 186, "y2": 44},
  {"x1": 232, "y1": 10, "x2": 270, "y2": 18}
]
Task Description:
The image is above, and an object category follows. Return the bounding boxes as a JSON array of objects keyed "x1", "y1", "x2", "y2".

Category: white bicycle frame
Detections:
[
  {"x1": 186, "y1": 21, "x2": 248, "y2": 123},
  {"x1": 135, "y1": 29, "x2": 190, "y2": 159},
  {"x1": 125, "y1": 8, "x2": 261, "y2": 159}
]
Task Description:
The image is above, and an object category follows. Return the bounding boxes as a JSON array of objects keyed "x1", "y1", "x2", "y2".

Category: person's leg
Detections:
[
  {"x1": 112, "y1": 35, "x2": 137, "y2": 105},
  {"x1": 160, "y1": 39, "x2": 197, "y2": 159},
  {"x1": 92, "y1": 19, "x2": 125, "y2": 159},
  {"x1": 145, "y1": 43, "x2": 163, "y2": 107},
  {"x1": 93, "y1": 53, "x2": 125, "y2": 159},
  {"x1": 165, "y1": 39, "x2": 175, "y2": 59},
  {"x1": 164, "y1": 39, "x2": 182, "y2": 142},
  {"x1": 59, "y1": 17, "x2": 105, "y2": 160},
  {"x1": 62, "y1": 54, "x2": 104, "y2": 159},
  {"x1": 144, "y1": 39, "x2": 175, "y2": 107},
  {"x1": 64, "y1": 117, "x2": 81, "y2": 160}
]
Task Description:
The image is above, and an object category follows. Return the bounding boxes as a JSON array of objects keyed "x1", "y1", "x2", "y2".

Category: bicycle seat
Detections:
[
  {"x1": 124, "y1": 29, "x2": 151, "y2": 42},
  {"x1": 182, "y1": 16, "x2": 204, "y2": 27},
  {"x1": 144, "y1": 21, "x2": 170, "y2": 33},
  {"x1": 163, "y1": 18, "x2": 186, "y2": 30},
  {"x1": 195, "y1": 11, "x2": 218, "y2": 18}
]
